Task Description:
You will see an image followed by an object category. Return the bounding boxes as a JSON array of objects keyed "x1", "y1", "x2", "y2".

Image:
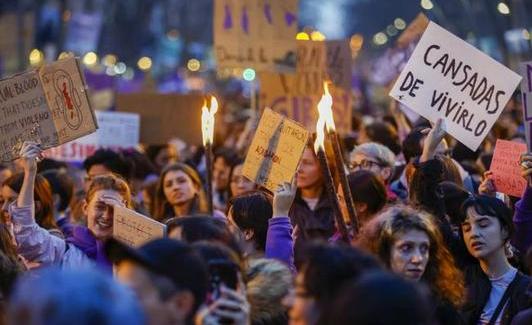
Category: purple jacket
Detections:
[
  {"x1": 513, "y1": 186, "x2": 532, "y2": 254},
  {"x1": 265, "y1": 216, "x2": 295, "y2": 273}
]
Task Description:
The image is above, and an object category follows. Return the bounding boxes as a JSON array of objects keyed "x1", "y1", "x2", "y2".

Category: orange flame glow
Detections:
[
  {"x1": 317, "y1": 81, "x2": 335, "y2": 132},
  {"x1": 201, "y1": 96, "x2": 218, "y2": 146}
]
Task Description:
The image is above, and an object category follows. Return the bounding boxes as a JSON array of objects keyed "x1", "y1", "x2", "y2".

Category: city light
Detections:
[
  {"x1": 114, "y1": 62, "x2": 127, "y2": 74},
  {"x1": 57, "y1": 51, "x2": 73, "y2": 60},
  {"x1": 386, "y1": 25, "x2": 398, "y2": 36},
  {"x1": 187, "y1": 59, "x2": 201, "y2": 72},
  {"x1": 373, "y1": 32, "x2": 388, "y2": 45},
  {"x1": 102, "y1": 54, "x2": 117, "y2": 67},
  {"x1": 421, "y1": 0, "x2": 434, "y2": 10},
  {"x1": 137, "y1": 56, "x2": 152, "y2": 71},
  {"x1": 29, "y1": 49, "x2": 44, "y2": 66},
  {"x1": 82, "y1": 52, "x2": 98, "y2": 66},
  {"x1": 497, "y1": 2, "x2": 510, "y2": 15},
  {"x1": 242, "y1": 68, "x2": 256, "y2": 81},
  {"x1": 310, "y1": 31, "x2": 326, "y2": 41},
  {"x1": 394, "y1": 18, "x2": 406, "y2": 30},
  {"x1": 523, "y1": 29, "x2": 531, "y2": 40},
  {"x1": 296, "y1": 32, "x2": 310, "y2": 40},
  {"x1": 350, "y1": 34, "x2": 364, "y2": 51}
]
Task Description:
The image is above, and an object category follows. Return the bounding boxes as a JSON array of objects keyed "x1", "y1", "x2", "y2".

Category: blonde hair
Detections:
[{"x1": 86, "y1": 174, "x2": 132, "y2": 208}]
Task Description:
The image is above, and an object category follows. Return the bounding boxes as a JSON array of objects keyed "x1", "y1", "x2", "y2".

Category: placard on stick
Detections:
[
  {"x1": 490, "y1": 139, "x2": 527, "y2": 198},
  {"x1": 389, "y1": 21, "x2": 522, "y2": 151},
  {"x1": 242, "y1": 108, "x2": 309, "y2": 192},
  {"x1": 520, "y1": 61, "x2": 532, "y2": 152},
  {"x1": 113, "y1": 205, "x2": 167, "y2": 248}
]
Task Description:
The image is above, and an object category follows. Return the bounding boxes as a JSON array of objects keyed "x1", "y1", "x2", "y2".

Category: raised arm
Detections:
[
  {"x1": 11, "y1": 142, "x2": 67, "y2": 265},
  {"x1": 266, "y1": 179, "x2": 297, "y2": 273},
  {"x1": 420, "y1": 118, "x2": 446, "y2": 163},
  {"x1": 512, "y1": 153, "x2": 532, "y2": 254}
]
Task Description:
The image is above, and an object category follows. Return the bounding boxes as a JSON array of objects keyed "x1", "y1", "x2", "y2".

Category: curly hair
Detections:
[
  {"x1": 86, "y1": 174, "x2": 132, "y2": 209},
  {"x1": 356, "y1": 205, "x2": 465, "y2": 308}
]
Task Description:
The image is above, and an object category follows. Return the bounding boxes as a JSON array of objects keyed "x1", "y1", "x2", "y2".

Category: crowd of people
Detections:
[{"x1": 0, "y1": 92, "x2": 531, "y2": 325}]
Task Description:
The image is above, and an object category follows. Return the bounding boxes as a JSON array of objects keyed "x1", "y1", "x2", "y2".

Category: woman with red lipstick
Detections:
[
  {"x1": 152, "y1": 162, "x2": 208, "y2": 221},
  {"x1": 356, "y1": 205, "x2": 465, "y2": 324}
]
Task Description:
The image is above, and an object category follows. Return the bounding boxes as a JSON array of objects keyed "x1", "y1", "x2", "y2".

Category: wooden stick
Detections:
[{"x1": 205, "y1": 143, "x2": 214, "y2": 215}]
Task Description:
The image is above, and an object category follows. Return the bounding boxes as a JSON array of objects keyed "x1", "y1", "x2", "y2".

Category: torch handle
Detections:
[
  {"x1": 329, "y1": 131, "x2": 360, "y2": 234},
  {"x1": 205, "y1": 144, "x2": 214, "y2": 215},
  {"x1": 317, "y1": 148, "x2": 349, "y2": 243}
]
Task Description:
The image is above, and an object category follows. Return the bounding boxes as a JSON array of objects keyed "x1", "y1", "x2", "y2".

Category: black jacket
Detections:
[
  {"x1": 289, "y1": 189, "x2": 336, "y2": 242},
  {"x1": 461, "y1": 264, "x2": 531, "y2": 325}
]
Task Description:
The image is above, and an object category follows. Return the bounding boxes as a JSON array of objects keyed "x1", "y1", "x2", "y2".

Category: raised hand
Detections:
[
  {"x1": 420, "y1": 118, "x2": 446, "y2": 162},
  {"x1": 273, "y1": 178, "x2": 297, "y2": 217},
  {"x1": 18, "y1": 141, "x2": 42, "y2": 173},
  {"x1": 478, "y1": 171, "x2": 496, "y2": 197}
]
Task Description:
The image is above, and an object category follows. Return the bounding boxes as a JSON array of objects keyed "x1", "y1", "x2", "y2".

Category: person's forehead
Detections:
[
  {"x1": 395, "y1": 229, "x2": 430, "y2": 243},
  {"x1": 465, "y1": 207, "x2": 498, "y2": 222},
  {"x1": 91, "y1": 189, "x2": 122, "y2": 201},
  {"x1": 165, "y1": 169, "x2": 189, "y2": 180},
  {"x1": 352, "y1": 152, "x2": 377, "y2": 162}
]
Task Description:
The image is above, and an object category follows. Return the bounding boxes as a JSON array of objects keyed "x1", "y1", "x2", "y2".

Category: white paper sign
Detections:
[
  {"x1": 390, "y1": 21, "x2": 522, "y2": 151},
  {"x1": 113, "y1": 205, "x2": 167, "y2": 248},
  {"x1": 520, "y1": 61, "x2": 532, "y2": 151},
  {"x1": 45, "y1": 111, "x2": 139, "y2": 162}
]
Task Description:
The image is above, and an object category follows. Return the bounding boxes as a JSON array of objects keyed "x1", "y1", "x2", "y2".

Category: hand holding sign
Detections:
[
  {"x1": 19, "y1": 141, "x2": 43, "y2": 173},
  {"x1": 420, "y1": 118, "x2": 446, "y2": 162}
]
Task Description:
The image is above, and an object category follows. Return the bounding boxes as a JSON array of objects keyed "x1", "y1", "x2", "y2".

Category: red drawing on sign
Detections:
[
  {"x1": 61, "y1": 82, "x2": 75, "y2": 119},
  {"x1": 52, "y1": 69, "x2": 83, "y2": 130}
]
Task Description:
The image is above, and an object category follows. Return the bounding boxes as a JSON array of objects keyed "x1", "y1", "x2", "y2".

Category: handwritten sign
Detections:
[
  {"x1": 46, "y1": 111, "x2": 139, "y2": 162},
  {"x1": 390, "y1": 21, "x2": 521, "y2": 151},
  {"x1": 214, "y1": 0, "x2": 298, "y2": 72},
  {"x1": 520, "y1": 61, "x2": 532, "y2": 151},
  {"x1": 260, "y1": 72, "x2": 352, "y2": 134},
  {"x1": 0, "y1": 57, "x2": 97, "y2": 161},
  {"x1": 242, "y1": 108, "x2": 309, "y2": 192},
  {"x1": 490, "y1": 139, "x2": 527, "y2": 198},
  {"x1": 113, "y1": 205, "x2": 167, "y2": 248}
]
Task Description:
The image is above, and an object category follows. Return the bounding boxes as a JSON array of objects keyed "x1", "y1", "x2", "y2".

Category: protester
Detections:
[
  {"x1": 350, "y1": 142, "x2": 396, "y2": 185},
  {"x1": 319, "y1": 272, "x2": 433, "y2": 325},
  {"x1": 40, "y1": 168, "x2": 74, "y2": 224},
  {"x1": 347, "y1": 170, "x2": 387, "y2": 226},
  {"x1": 289, "y1": 243, "x2": 381, "y2": 325},
  {"x1": 106, "y1": 238, "x2": 208, "y2": 325},
  {"x1": 459, "y1": 194, "x2": 531, "y2": 324},
  {"x1": 7, "y1": 267, "x2": 144, "y2": 325},
  {"x1": 229, "y1": 159, "x2": 257, "y2": 198},
  {"x1": 358, "y1": 121, "x2": 402, "y2": 156},
  {"x1": 11, "y1": 141, "x2": 132, "y2": 271},
  {"x1": 0, "y1": 165, "x2": 12, "y2": 187},
  {"x1": 145, "y1": 144, "x2": 179, "y2": 174},
  {"x1": 290, "y1": 146, "x2": 335, "y2": 242},
  {"x1": 213, "y1": 148, "x2": 239, "y2": 211},
  {"x1": 83, "y1": 149, "x2": 132, "y2": 191},
  {"x1": 152, "y1": 163, "x2": 209, "y2": 221},
  {"x1": 356, "y1": 205, "x2": 465, "y2": 324}
]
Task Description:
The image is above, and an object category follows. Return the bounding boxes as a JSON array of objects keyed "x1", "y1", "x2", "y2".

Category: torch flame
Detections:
[
  {"x1": 201, "y1": 96, "x2": 218, "y2": 146},
  {"x1": 314, "y1": 114, "x2": 326, "y2": 154},
  {"x1": 317, "y1": 81, "x2": 335, "y2": 132}
]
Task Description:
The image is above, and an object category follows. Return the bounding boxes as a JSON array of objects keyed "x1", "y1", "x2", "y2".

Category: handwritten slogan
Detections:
[
  {"x1": 0, "y1": 58, "x2": 97, "y2": 161},
  {"x1": 214, "y1": 0, "x2": 298, "y2": 72},
  {"x1": 520, "y1": 61, "x2": 532, "y2": 151},
  {"x1": 490, "y1": 139, "x2": 527, "y2": 198},
  {"x1": 242, "y1": 108, "x2": 309, "y2": 192},
  {"x1": 113, "y1": 206, "x2": 167, "y2": 248},
  {"x1": 390, "y1": 21, "x2": 521, "y2": 151},
  {"x1": 260, "y1": 40, "x2": 352, "y2": 133}
]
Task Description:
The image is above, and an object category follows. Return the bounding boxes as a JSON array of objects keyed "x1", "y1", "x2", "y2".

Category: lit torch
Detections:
[
  {"x1": 314, "y1": 100, "x2": 349, "y2": 243},
  {"x1": 317, "y1": 82, "x2": 360, "y2": 233},
  {"x1": 202, "y1": 96, "x2": 218, "y2": 215}
]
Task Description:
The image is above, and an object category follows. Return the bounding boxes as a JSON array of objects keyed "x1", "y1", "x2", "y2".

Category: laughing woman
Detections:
[
  {"x1": 10, "y1": 142, "x2": 132, "y2": 272},
  {"x1": 152, "y1": 163, "x2": 208, "y2": 221},
  {"x1": 356, "y1": 205, "x2": 465, "y2": 324}
]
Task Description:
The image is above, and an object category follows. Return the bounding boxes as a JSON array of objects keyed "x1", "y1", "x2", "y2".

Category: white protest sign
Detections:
[
  {"x1": 390, "y1": 21, "x2": 522, "y2": 151},
  {"x1": 45, "y1": 111, "x2": 139, "y2": 162},
  {"x1": 520, "y1": 61, "x2": 532, "y2": 151},
  {"x1": 113, "y1": 205, "x2": 167, "y2": 248},
  {"x1": 242, "y1": 108, "x2": 309, "y2": 192}
]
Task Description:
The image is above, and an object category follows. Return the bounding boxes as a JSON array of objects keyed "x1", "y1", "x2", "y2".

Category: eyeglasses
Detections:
[{"x1": 349, "y1": 159, "x2": 383, "y2": 171}]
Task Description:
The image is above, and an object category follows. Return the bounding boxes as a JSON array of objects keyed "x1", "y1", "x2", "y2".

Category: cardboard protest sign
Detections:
[
  {"x1": 390, "y1": 21, "x2": 522, "y2": 151},
  {"x1": 113, "y1": 205, "x2": 167, "y2": 248},
  {"x1": 46, "y1": 111, "x2": 139, "y2": 162},
  {"x1": 242, "y1": 108, "x2": 309, "y2": 192},
  {"x1": 296, "y1": 40, "x2": 352, "y2": 91},
  {"x1": 259, "y1": 72, "x2": 352, "y2": 134},
  {"x1": 490, "y1": 139, "x2": 527, "y2": 198},
  {"x1": 520, "y1": 61, "x2": 532, "y2": 151},
  {"x1": 116, "y1": 93, "x2": 204, "y2": 145},
  {"x1": 39, "y1": 57, "x2": 98, "y2": 144},
  {"x1": 0, "y1": 58, "x2": 97, "y2": 161},
  {"x1": 214, "y1": 0, "x2": 298, "y2": 72}
]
